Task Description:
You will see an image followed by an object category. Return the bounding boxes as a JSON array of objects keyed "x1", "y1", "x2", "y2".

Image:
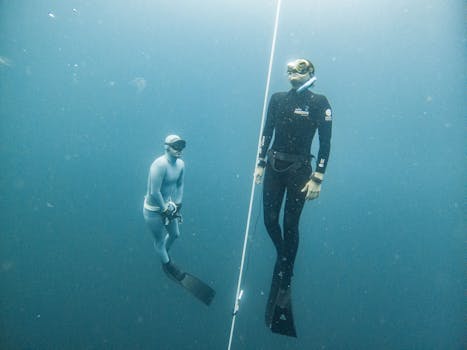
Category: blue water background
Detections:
[{"x1": 0, "y1": 1, "x2": 465, "y2": 349}]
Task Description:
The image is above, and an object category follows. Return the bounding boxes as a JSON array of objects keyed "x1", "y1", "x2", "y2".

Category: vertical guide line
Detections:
[{"x1": 226, "y1": 1, "x2": 282, "y2": 349}]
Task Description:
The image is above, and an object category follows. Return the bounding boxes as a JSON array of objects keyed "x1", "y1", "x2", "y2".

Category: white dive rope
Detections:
[{"x1": 226, "y1": 1, "x2": 282, "y2": 349}]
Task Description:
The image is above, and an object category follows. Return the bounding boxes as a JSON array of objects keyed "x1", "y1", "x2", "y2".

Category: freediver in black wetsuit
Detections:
[{"x1": 254, "y1": 58, "x2": 332, "y2": 337}]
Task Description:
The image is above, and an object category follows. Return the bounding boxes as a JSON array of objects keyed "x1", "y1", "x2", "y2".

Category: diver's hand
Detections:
[
  {"x1": 254, "y1": 166, "x2": 265, "y2": 184},
  {"x1": 301, "y1": 172, "x2": 324, "y2": 200},
  {"x1": 173, "y1": 203, "x2": 182, "y2": 215},
  {"x1": 162, "y1": 201, "x2": 177, "y2": 216},
  {"x1": 170, "y1": 203, "x2": 183, "y2": 223},
  {"x1": 161, "y1": 201, "x2": 178, "y2": 225}
]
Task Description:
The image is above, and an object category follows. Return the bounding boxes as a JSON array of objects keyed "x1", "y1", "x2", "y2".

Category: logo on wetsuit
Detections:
[
  {"x1": 293, "y1": 106, "x2": 309, "y2": 117},
  {"x1": 325, "y1": 108, "x2": 332, "y2": 121}
]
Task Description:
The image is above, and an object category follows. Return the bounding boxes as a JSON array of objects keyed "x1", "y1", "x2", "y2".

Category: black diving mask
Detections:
[{"x1": 166, "y1": 140, "x2": 186, "y2": 151}]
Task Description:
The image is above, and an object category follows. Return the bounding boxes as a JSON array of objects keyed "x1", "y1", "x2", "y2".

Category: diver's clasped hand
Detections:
[
  {"x1": 162, "y1": 201, "x2": 183, "y2": 223},
  {"x1": 301, "y1": 172, "x2": 324, "y2": 200},
  {"x1": 254, "y1": 166, "x2": 265, "y2": 185},
  {"x1": 163, "y1": 201, "x2": 177, "y2": 215}
]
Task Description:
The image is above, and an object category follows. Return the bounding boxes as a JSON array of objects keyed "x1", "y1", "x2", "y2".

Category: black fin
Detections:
[
  {"x1": 163, "y1": 261, "x2": 186, "y2": 282},
  {"x1": 265, "y1": 258, "x2": 282, "y2": 326},
  {"x1": 179, "y1": 273, "x2": 216, "y2": 306},
  {"x1": 265, "y1": 257, "x2": 297, "y2": 337},
  {"x1": 270, "y1": 286, "x2": 296, "y2": 337},
  {"x1": 163, "y1": 262, "x2": 215, "y2": 306}
]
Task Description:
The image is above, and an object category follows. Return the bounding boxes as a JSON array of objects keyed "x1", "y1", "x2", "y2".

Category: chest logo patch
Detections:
[{"x1": 293, "y1": 106, "x2": 309, "y2": 117}]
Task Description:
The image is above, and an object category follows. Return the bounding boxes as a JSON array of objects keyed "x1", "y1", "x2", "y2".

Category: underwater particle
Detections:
[
  {"x1": 129, "y1": 77, "x2": 147, "y2": 92},
  {"x1": 0, "y1": 56, "x2": 12, "y2": 66},
  {"x1": 46, "y1": 202, "x2": 54, "y2": 208},
  {"x1": 72, "y1": 8, "x2": 79, "y2": 15},
  {"x1": 425, "y1": 96, "x2": 432, "y2": 103},
  {"x1": 48, "y1": 11, "x2": 56, "y2": 18}
]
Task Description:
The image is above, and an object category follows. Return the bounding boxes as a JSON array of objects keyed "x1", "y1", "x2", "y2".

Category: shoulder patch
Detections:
[{"x1": 324, "y1": 108, "x2": 332, "y2": 121}]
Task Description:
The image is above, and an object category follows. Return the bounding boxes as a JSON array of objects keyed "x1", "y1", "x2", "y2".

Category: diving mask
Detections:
[
  {"x1": 164, "y1": 134, "x2": 186, "y2": 151},
  {"x1": 166, "y1": 140, "x2": 186, "y2": 151},
  {"x1": 287, "y1": 59, "x2": 314, "y2": 75}
]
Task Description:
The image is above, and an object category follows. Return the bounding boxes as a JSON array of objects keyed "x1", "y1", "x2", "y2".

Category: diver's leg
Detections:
[
  {"x1": 143, "y1": 209, "x2": 169, "y2": 263},
  {"x1": 165, "y1": 219, "x2": 180, "y2": 252},
  {"x1": 263, "y1": 166, "x2": 286, "y2": 256},
  {"x1": 265, "y1": 168, "x2": 301, "y2": 337},
  {"x1": 158, "y1": 218, "x2": 185, "y2": 280},
  {"x1": 281, "y1": 166, "x2": 311, "y2": 287}
]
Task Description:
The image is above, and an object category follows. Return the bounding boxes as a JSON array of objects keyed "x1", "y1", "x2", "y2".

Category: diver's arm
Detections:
[
  {"x1": 174, "y1": 164, "x2": 184, "y2": 205},
  {"x1": 258, "y1": 94, "x2": 277, "y2": 162},
  {"x1": 301, "y1": 98, "x2": 332, "y2": 200},
  {"x1": 255, "y1": 95, "x2": 277, "y2": 184},
  {"x1": 315, "y1": 100, "x2": 332, "y2": 175},
  {"x1": 148, "y1": 161, "x2": 168, "y2": 210}
]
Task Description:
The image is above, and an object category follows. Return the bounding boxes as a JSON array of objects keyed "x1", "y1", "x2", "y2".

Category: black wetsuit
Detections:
[{"x1": 259, "y1": 88, "x2": 332, "y2": 287}]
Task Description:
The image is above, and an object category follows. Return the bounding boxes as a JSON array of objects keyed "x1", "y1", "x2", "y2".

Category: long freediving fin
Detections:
[
  {"x1": 265, "y1": 257, "x2": 297, "y2": 337},
  {"x1": 163, "y1": 262, "x2": 215, "y2": 306},
  {"x1": 270, "y1": 286, "x2": 296, "y2": 337},
  {"x1": 265, "y1": 258, "x2": 282, "y2": 326},
  {"x1": 180, "y1": 273, "x2": 216, "y2": 306}
]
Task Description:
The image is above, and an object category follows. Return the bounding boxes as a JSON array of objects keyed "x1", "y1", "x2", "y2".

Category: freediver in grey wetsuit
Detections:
[
  {"x1": 143, "y1": 135, "x2": 215, "y2": 305},
  {"x1": 143, "y1": 134, "x2": 185, "y2": 279}
]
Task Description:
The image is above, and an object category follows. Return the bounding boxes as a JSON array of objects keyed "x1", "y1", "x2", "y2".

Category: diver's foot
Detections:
[{"x1": 162, "y1": 261, "x2": 186, "y2": 281}]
